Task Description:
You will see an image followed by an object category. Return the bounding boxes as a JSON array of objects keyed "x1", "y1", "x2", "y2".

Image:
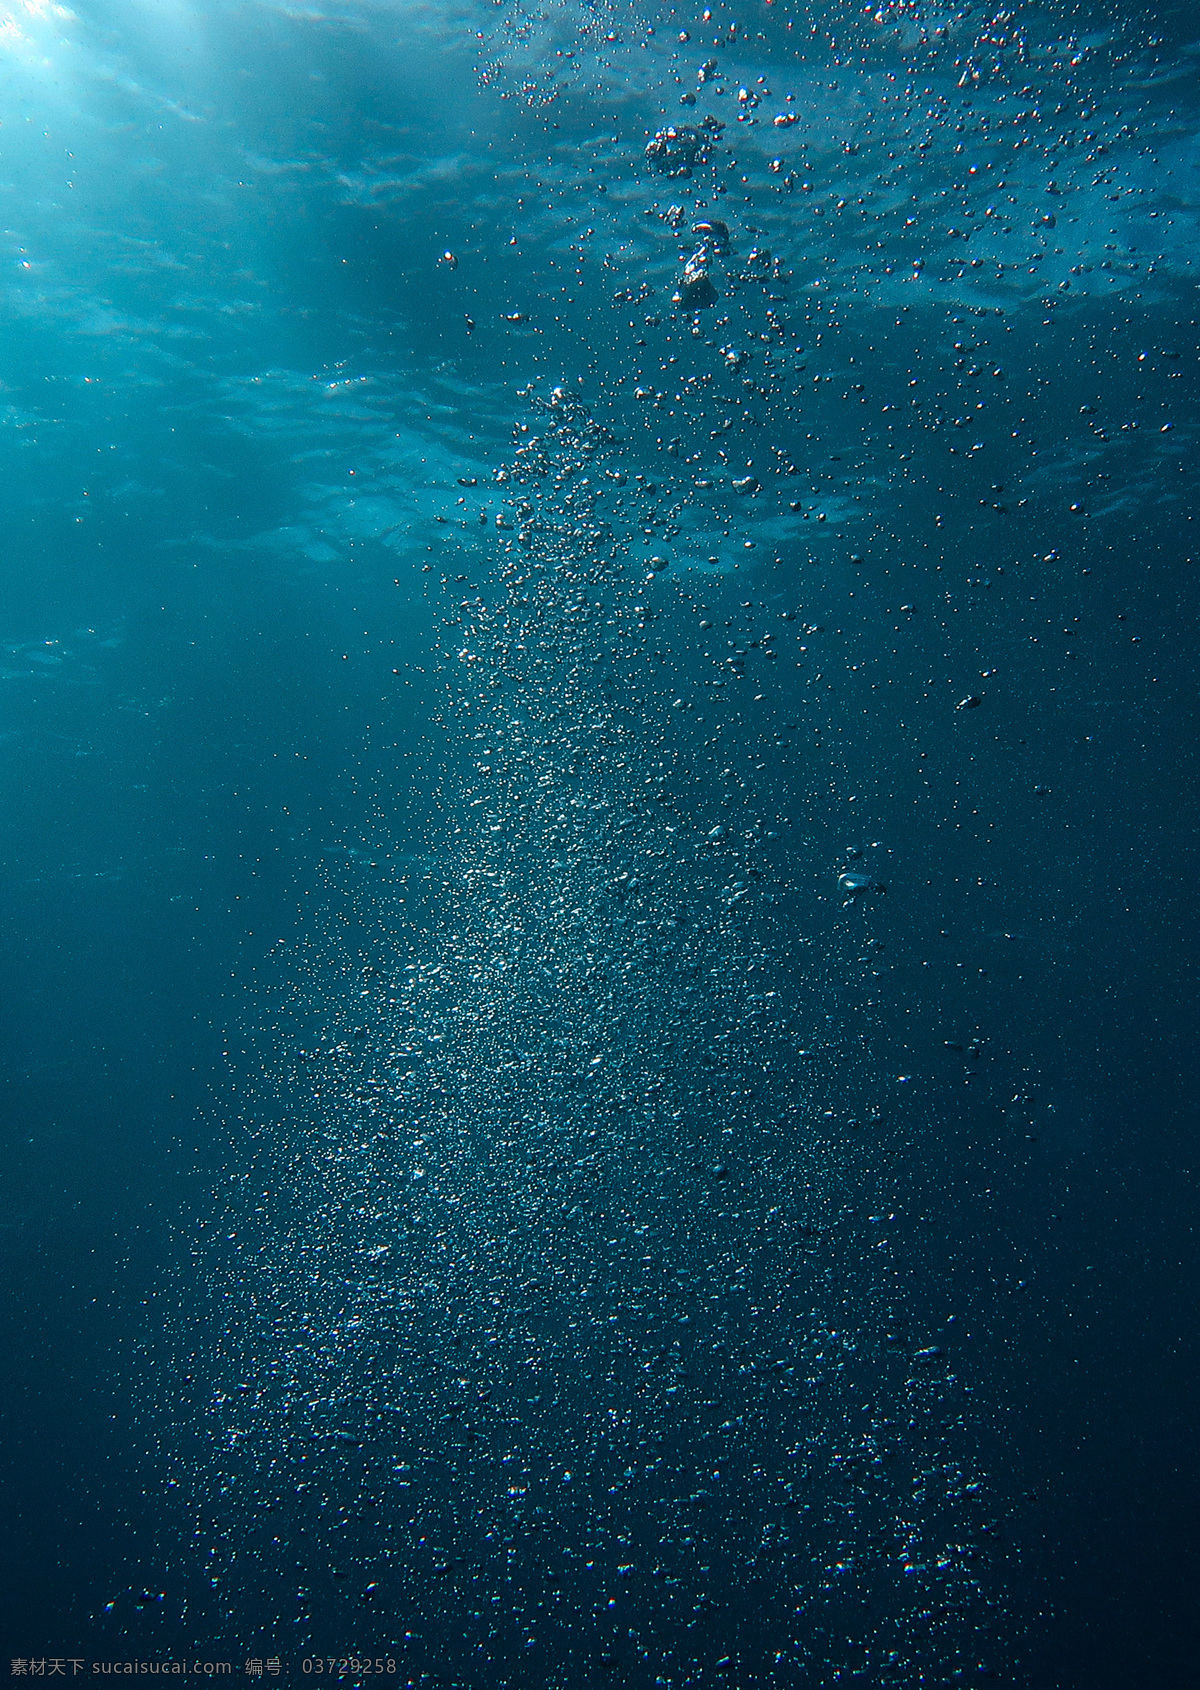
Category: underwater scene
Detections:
[{"x1": 0, "y1": 0, "x2": 1197, "y2": 1685}]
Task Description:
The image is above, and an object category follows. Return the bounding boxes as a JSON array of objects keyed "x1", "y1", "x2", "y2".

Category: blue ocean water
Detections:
[{"x1": 1, "y1": 0, "x2": 1197, "y2": 1684}]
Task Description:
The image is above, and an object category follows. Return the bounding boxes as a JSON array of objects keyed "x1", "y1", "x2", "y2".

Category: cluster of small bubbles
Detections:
[{"x1": 149, "y1": 377, "x2": 1002, "y2": 1680}]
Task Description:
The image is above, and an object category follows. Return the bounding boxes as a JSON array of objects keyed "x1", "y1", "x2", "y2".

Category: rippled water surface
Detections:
[{"x1": 1, "y1": 2, "x2": 1198, "y2": 1685}]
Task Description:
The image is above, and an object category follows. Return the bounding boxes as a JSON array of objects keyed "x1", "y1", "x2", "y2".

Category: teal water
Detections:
[{"x1": 1, "y1": 2, "x2": 1197, "y2": 1684}]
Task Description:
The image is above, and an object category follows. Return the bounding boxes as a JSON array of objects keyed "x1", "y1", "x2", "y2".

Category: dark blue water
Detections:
[{"x1": 1, "y1": 1, "x2": 1197, "y2": 1684}]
